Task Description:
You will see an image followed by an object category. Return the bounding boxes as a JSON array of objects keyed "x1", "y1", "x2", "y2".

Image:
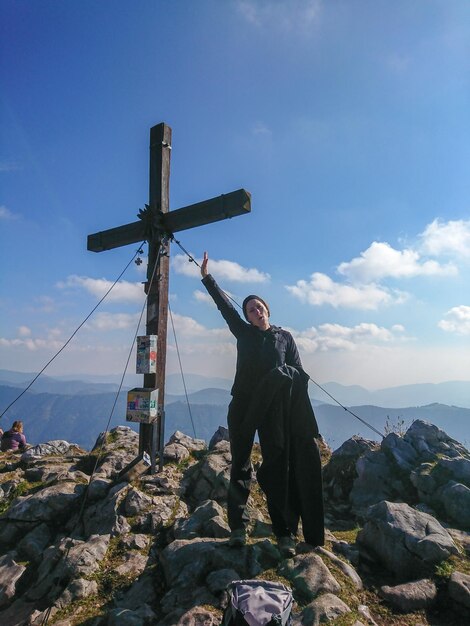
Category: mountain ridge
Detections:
[
  {"x1": 2, "y1": 369, "x2": 469, "y2": 407},
  {"x1": 1, "y1": 382, "x2": 469, "y2": 451}
]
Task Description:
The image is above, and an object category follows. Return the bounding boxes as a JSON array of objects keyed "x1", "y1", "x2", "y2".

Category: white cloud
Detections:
[
  {"x1": 420, "y1": 219, "x2": 470, "y2": 258},
  {"x1": 0, "y1": 336, "x2": 64, "y2": 352},
  {"x1": 172, "y1": 254, "x2": 270, "y2": 283},
  {"x1": 17, "y1": 326, "x2": 31, "y2": 337},
  {"x1": 236, "y1": 0, "x2": 321, "y2": 30},
  {"x1": 291, "y1": 322, "x2": 407, "y2": 353},
  {"x1": 193, "y1": 290, "x2": 214, "y2": 305},
  {"x1": 86, "y1": 312, "x2": 142, "y2": 331},
  {"x1": 438, "y1": 305, "x2": 470, "y2": 335},
  {"x1": 193, "y1": 288, "x2": 239, "y2": 307},
  {"x1": 0, "y1": 205, "x2": 19, "y2": 220},
  {"x1": 169, "y1": 311, "x2": 230, "y2": 339},
  {"x1": 57, "y1": 275, "x2": 145, "y2": 304},
  {"x1": 286, "y1": 272, "x2": 404, "y2": 310},
  {"x1": 338, "y1": 241, "x2": 457, "y2": 282}
]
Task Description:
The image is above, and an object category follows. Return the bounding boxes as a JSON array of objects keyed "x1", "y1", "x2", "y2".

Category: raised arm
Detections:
[
  {"x1": 200, "y1": 252, "x2": 247, "y2": 337},
  {"x1": 201, "y1": 251, "x2": 209, "y2": 278}
]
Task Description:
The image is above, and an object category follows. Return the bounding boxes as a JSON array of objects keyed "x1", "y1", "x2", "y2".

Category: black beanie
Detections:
[{"x1": 242, "y1": 295, "x2": 270, "y2": 321}]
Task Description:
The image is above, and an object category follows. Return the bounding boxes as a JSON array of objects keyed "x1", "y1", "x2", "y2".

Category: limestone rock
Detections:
[
  {"x1": 181, "y1": 447, "x2": 231, "y2": 507},
  {"x1": 17, "y1": 522, "x2": 52, "y2": 563},
  {"x1": 159, "y1": 605, "x2": 220, "y2": 626},
  {"x1": 123, "y1": 486, "x2": 153, "y2": 516},
  {"x1": 448, "y1": 571, "x2": 470, "y2": 609},
  {"x1": 209, "y1": 426, "x2": 229, "y2": 450},
  {"x1": 316, "y1": 546, "x2": 363, "y2": 589},
  {"x1": 357, "y1": 501, "x2": 459, "y2": 579},
  {"x1": 173, "y1": 499, "x2": 230, "y2": 539},
  {"x1": 21, "y1": 440, "x2": 83, "y2": 462},
  {"x1": 108, "y1": 605, "x2": 157, "y2": 626},
  {"x1": 168, "y1": 431, "x2": 207, "y2": 454},
  {"x1": 55, "y1": 577, "x2": 99, "y2": 609},
  {"x1": 159, "y1": 538, "x2": 262, "y2": 590},
  {"x1": 379, "y1": 578, "x2": 437, "y2": 612},
  {"x1": 279, "y1": 552, "x2": 341, "y2": 602},
  {"x1": 0, "y1": 554, "x2": 26, "y2": 608},
  {"x1": 206, "y1": 568, "x2": 240, "y2": 594},
  {"x1": 323, "y1": 436, "x2": 378, "y2": 507},
  {"x1": 26, "y1": 533, "x2": 110, "y2": 602},
  {"x1": 92, "y1": 426, "x2": 139, "y2": 478},
  {"x1": 164, "y1": 443, "x2": 191, "y2": 463},
  {"x1": 301, "y1": 593, "x2": 351, "y2": 625},
  {"x1": 114, "y1": 570, "x2": 157, "y2": 611},
  {"x1": 3, "y1": 481, "x2": 86, "y2": 524},
  {"x1": 82, "y1": 482, "x2": 129, "y2": 537}
]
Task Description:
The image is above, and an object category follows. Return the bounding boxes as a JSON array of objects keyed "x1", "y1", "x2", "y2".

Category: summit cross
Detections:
[{"x1": 87, "y1": 122, "x2": 251, "y2": 471}]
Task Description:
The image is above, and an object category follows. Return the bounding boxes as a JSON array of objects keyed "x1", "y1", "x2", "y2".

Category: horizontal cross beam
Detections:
[{"x1": 87, "y1": 188, "x2": 251, "y2": 252}]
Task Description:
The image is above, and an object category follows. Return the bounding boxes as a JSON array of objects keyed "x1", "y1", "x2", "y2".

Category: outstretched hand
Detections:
[{"x1": 201, "y1": 251, "x2": 209, "y2": 278}]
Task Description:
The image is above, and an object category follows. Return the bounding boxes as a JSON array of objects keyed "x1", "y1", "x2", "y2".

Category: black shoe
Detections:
[
  {"x1": 229, "y1": 529, "x2": 247, "y2": 547},
  {"x1": 277, "y1": 535, "x2": 296, "y2": 558}
]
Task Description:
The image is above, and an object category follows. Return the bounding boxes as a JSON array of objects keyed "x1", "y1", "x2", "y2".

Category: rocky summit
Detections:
[{"x1": 0, "y1": 420, "x2": 469, "y2": 626}]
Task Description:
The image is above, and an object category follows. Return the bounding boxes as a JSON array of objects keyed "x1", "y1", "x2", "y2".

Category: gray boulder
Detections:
[
  {"x1": 357, "y1": 501, "x2": 459, "y2": 579},
  {"x1": 379, "y1": 579, "x2": 437, "y2": 612},
  {"x1": 26, "y1": 533, "x2": 110, "y2": 602},
  {"x1": 0, "y1": 555, "x2": 26, "y2": 608},
  {"x1": 301, "y1": 593, "x2": 351, "y2": 624},
  {"x1": 448, "y1": 571, "x2": 470, "y2": 609},
  {"x1": 279, "y1": 552, "x2": 341, "y2": 602},
  {"x1": 21, "y1": 440, "x2": 82, "y2": 462},
  {"x1": 209, "y1": 426, "x2": 229, "y2": 450},
  {"x1": 181, "y1": 446, "x2": 231, "y2": 507},
  {"x1": 173, "y1": 499, "x2": 230, "y2": 539}
]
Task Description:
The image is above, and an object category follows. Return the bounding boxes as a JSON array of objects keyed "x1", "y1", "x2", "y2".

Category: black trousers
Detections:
[
  {"x1": 226, "y1": 396, "x2": 254, "y2": 533},
  {"x1": 226, "y1": 395, "x2": 324, "y2": 545}
]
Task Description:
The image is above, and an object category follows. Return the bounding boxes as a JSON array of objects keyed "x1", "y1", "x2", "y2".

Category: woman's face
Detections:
[{"x1": 245, "y1": 298, "x2": 270, "y2": 330}]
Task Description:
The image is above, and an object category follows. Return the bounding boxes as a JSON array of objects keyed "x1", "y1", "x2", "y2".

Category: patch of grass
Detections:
[
  {"x1": 106, "y1": 430, "x2": 121, "y2": 444},
  {"x1": 50, "y1": 593, "x2": 107, "y2": 625},
  {"x1": 437, "y1": 552, "x2": 470, "y2": 578},
  {"x1": 384, "y1": 416, "x2": 409, "y2": 437},
  {"x1": 435, "y1": 559, "x2": 455, "y2": 581},
  {"x1": 330, "y1": 527, "x2": 361, "y2": 544},
  {"x1": 0, "y1": 479, "x2": 46, "y2": 515}
]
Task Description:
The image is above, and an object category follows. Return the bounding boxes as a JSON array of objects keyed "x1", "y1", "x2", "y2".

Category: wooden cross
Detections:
[{"x1": 87, "y1": 123, "x2": 251, "y2": 471}]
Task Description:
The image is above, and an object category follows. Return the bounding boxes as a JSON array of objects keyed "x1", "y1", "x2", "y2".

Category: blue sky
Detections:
[{"x1": 1, "y1": 0, "x2": 469, "y2": 391}]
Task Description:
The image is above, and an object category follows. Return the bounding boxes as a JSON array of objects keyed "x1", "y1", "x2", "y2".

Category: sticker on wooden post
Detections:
[
  {"x1": 126, "y1": 388, "x2": 159, "y2": 423},
  {"x1": 136, "y1": 335, "x2": 157, "y2": 374}
]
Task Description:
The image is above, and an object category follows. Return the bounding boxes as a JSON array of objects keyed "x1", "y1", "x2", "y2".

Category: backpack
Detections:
[{"x1": 222, "y1": 579, "x2": 293, "y2": 626}]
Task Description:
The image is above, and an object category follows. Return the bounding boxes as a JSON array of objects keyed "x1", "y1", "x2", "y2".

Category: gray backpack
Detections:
[{"x1": 222, "y1": 579, "x2": 293, "y2": 626}]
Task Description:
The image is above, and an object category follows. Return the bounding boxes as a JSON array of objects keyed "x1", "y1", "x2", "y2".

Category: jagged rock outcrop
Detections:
[
  {"x1": 325, "y1": 420, "x2": 470, "y2": 526},
  {"x1": 0, "y1": 419, "x2": 468, "y2": 625}
]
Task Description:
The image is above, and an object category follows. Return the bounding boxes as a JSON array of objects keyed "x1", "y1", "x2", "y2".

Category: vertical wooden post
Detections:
[{"x1": 139, "y1": 123, "x2": 172, "y2": 472}]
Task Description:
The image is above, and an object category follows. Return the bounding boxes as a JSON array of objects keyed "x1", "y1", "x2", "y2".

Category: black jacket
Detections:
[
  {"x1": 248, "y1": 365, "x2": 324, "y2": 546},
  {"x1": 202, "y1": 274, "x2": 301, "y2": 398}
]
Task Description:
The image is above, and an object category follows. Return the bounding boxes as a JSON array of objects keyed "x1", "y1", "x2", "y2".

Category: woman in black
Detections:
[{"x1": 201, "y1": 252, "x2": 324, "y2": 555}]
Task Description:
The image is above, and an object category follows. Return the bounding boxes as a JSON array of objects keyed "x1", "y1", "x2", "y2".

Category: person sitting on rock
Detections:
[{"x1": 1, "y1": 420, "x2": 27, "y2": 452}]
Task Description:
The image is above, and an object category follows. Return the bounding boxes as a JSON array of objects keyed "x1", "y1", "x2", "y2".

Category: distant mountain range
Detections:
[
  {"x1": 0, "y1": 370, "x2": 469, "y2": 451},
  {"x1": 2, "y1": 369, "x2": 469, "y2": 407}
]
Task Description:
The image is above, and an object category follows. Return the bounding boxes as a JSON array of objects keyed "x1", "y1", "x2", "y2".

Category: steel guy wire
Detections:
[
  {"x1": 40, "y1": 243, "x2": 161, "y2": 626},
  {"x1": 170, "y1": 234, "x2": 385, "y2": 440},
  {"x1": 1, "y1": 241, "x2": 147, "y2": 420},
  {"x1": 168, "y1": 303, "x2": 197, "y2": 439}
]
